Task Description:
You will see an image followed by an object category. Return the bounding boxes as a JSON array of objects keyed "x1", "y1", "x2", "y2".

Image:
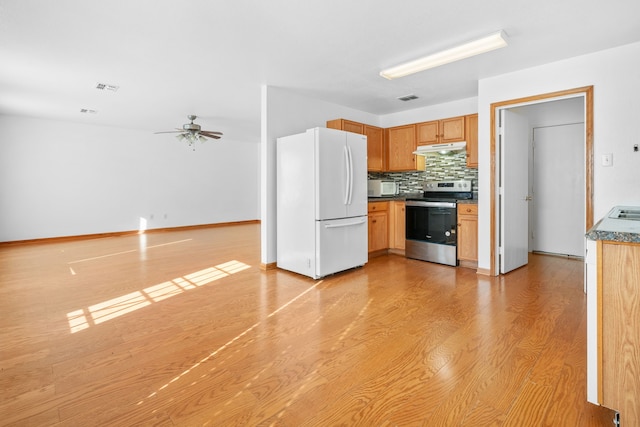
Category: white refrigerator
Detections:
[{"x1": 277, "y1": 127, "x2": 368, "y2": 279}]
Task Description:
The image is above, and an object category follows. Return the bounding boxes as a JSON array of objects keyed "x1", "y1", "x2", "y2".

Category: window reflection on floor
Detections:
[{"x1": 66, "y1": 260, "x2": 250, "y2": 333}]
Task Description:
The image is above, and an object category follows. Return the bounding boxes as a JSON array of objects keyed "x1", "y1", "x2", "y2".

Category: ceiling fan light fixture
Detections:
[
  {"x1": 156, "y1": 115, "x2": 223, "y2": 149},
  {"x1": 380, "y1": 30, "x2": 508, "y2": 80}
]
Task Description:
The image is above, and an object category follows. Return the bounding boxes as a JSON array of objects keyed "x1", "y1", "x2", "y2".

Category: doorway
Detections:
[{"x1": 490, "y1": 86, "x2": 594, "y2": 276}]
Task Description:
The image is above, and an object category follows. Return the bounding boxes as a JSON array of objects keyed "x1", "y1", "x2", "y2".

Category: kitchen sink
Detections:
[{"x1": 609, "y1": 207, "x2": 640, "y2": 221}]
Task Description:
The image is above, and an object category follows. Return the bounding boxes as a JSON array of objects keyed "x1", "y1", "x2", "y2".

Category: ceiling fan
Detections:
[{"x1": 155, "y1": 115, "x2": 223, "y2": 148}]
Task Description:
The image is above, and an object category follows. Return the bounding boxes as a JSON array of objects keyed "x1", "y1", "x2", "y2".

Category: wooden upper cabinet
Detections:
[
  {"x1": 440, "y1": 116, "x2": 465, "y2": 142},
  {"x1": 326, "y1": 119, "x2": 364, "y2": 135},
  {"x1": 416, "y1": 121, "x2": 440, "y2": 145},
  {"x1": 416, "y1": 116, "x2": 466, "y2": 145},
  {"x1": 465, "y1": 113, "x2": 478, "y2": 168},
  {"x1": 364, "y1": 125, "x2": 384, "y2": 172},
  {"x1": 386, "y1": 125, "x2": 417, "y2": 171}
]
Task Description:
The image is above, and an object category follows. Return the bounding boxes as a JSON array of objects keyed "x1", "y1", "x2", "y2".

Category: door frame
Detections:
[{"x1": 489, "y1": 86, "x2": 594, "y2": 276}]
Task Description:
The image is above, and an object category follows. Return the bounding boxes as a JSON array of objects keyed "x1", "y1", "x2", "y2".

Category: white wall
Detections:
[
  {"x1": 0, "y1": 115, "x2": 260, "y2": 242},
  {"x1": 478, "y1": 40, "x2": 640, "y2": 272},
  {"x1": 261, "y1": 86, "x2": 379, "y2": 265}
]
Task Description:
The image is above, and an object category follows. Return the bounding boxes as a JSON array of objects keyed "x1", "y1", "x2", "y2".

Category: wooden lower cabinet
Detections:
[
  {"x1": 388, "y1": 201, "x2": 405, "y2": 252},
  {"x1": 457, "y1": 203, "x2": 478, "y2": 267},
  {"x1": 368, "y1": 202, "x2": 388, "y2": 253},
  {"x1": 590, "y1": 240, "x2": 640, "y2": 426}
]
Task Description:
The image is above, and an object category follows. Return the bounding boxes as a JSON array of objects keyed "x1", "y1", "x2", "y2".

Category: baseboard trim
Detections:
[
  {"x1": 260, "y1": 262, "x2": 277, "y2": 271},
  {"x1": 0, "y1": 220, "x2": 261, "y2": 246},
  {"x1": 476, "y1": 267, "x2": 492, "y2": 276}
]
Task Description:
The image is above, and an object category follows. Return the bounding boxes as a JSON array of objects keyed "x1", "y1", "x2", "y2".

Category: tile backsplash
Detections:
[{"x1": 368, "y1": 152, "x2": 478, "y2": 195}]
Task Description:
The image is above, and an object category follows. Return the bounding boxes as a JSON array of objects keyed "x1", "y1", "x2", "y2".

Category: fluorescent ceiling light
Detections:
[{"x1": 380, "y1": 30, "x2": 508, "y2": 80}]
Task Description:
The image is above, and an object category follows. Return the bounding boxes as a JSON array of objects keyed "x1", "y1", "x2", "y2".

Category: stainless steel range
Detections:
[{"x1": 405, "y1": 180, "x2": 473, "y2": 266}]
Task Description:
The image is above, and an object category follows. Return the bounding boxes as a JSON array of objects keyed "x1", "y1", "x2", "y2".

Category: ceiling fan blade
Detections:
[
  {"x1": 154, "y1": 128, "x2": 184, "y2": 134},
  {"x1": 201, "y1": 130, "x2": 223, "y2": 135},
  {"x1": 200, "y1": 132, "x2": 223, "y2": 139}
]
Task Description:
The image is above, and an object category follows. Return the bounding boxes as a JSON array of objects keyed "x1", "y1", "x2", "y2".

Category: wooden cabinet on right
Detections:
[
  {"x1": 457, "y1": 203, "x2": 478, "y2": 268},
  {"x1": 465, "y1": 113, "x2": 478, "y2": 168},
  {"x1": 587, "y1": 240, "x2": 640, "y2": 426}
]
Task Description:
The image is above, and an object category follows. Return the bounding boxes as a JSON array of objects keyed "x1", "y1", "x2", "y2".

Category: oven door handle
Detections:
[{"x1": 406, "y1": 200, "x2": 456, "y2": 208}]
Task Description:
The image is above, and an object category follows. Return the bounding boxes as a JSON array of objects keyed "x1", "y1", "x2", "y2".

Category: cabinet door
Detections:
[
  {"x1": 465, "y1": 114, "x2": 478, "y2": 168},
  {"x1": 326, "y1": 119, "x2": 364, "y2": 135},
  {"x1": 387, "y1": 125, "x2": 417, "y2": 171},
  {"x1": 368, "y1": 211, "x2": 388, "y2": 252},
  {"x1": 364, "y1": 125, "x2": 384, "y2": 172},
  {"x1": 391, "y1": 201, "x2": 405, "y2": 250},
  {"x1": 416, "y1": 121, "x2": 439, "y2": 145},
  {"x1": 457, "y1": 204, "x2": 478, "y2": 261},
  {"x1": 343, "y1": 120, "x2": 364, "y2": 134},
  {"x1": 440, "y1": 116, "x2": 466, "y2": 142},
  {"x1": 601, "y1": 242, "x2": 640, "y2": 423}
]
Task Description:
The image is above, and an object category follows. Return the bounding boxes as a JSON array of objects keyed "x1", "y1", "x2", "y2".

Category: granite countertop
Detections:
[{"x1": 586, "y1": 206, "x2": 640, "y2": 243}]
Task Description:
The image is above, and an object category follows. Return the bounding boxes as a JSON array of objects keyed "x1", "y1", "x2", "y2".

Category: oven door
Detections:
[{"x1": 405, "y1": 200, "x2": 457, "y2": 245}]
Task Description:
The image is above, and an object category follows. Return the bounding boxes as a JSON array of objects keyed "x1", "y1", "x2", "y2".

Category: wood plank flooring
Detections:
[{"x1": 0, "y1": 223, "x2": 615, "y2": 426}]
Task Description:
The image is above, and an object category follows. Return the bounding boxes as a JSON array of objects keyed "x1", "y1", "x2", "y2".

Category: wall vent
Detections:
[
  {"x1": 80, "y1": 108, "x2": 98, "y2": 114},
  {"x1": 95, "y1": 82, "x2": 119, "y2": 92},
  {"x1": 397, "y1": 94, "x2": 419, "y2": 102}
]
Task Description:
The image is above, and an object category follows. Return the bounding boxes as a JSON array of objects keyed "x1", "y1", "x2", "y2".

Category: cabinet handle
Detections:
[{"x1": 372, "y1": 220, "x2": 377, "y2": 223}]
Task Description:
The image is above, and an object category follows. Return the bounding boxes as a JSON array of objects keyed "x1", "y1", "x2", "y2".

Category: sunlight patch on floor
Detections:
[{"x1": 66, "y1": 260, "x2": 250, "y2": 333}]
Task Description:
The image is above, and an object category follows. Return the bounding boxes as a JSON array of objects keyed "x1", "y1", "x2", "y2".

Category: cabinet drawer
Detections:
[
  {"x1": 368, "y1": 201, "x2": 389, "y2": 212},
  {"x1": 458, "y1": 204, "x2": 477, "y2": 216}
]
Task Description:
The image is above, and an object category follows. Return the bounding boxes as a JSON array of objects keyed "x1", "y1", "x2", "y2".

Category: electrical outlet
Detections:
[{"x1": 634, "y1": 144, "x2": 638, "y2": 152}]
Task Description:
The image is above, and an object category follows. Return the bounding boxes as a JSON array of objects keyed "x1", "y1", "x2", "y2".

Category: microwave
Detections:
[{"x1": 368, "y1": 180, "x2": 398, "y2": 197}]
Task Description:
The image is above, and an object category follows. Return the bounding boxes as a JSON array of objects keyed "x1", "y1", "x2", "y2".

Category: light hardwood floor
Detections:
[{"x1": 0, "y1": 223, "x2": 614, "y2": 426}]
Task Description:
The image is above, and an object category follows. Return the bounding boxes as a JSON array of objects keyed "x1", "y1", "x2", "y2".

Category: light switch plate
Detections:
[{"x1": 602, "y1": 153, "x2": 613, "y2": 167}]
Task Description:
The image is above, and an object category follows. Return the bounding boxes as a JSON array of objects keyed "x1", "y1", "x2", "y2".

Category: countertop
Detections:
[{"x1": 585, "y1": 206, "x2": 640, "y2": 243}]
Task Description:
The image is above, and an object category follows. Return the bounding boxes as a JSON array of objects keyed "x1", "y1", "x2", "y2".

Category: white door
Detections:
[
  {"x1": 532, "y1": 123, "x2": 585, "y2": 256},
  {"x1": 500, "y1": 109, "x2": 531, "y2": 273}
]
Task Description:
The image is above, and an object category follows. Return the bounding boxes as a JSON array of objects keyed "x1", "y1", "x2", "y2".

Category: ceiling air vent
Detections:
[
  {"x1": 95, "y1": 82, "x2": 119, "y2": 92},
  {"x1": 397, "y1": 94, "x2": 419, "y2": 102}
]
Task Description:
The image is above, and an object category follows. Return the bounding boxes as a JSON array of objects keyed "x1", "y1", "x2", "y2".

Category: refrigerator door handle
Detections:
[
  {"x1": 347, "y1": 145, "x2": 354, "y2": 205},
  {"x1": 323, "y1": 218, "x2": 366, "y2": 228},
  {"x1": 343, "y1": 146, "x2": 351, "y2": 205}
]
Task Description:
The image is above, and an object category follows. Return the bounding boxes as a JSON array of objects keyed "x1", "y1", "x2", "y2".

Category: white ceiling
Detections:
[{"x1": 2, "y1": 0, "x2": 640, "y2": 142}]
